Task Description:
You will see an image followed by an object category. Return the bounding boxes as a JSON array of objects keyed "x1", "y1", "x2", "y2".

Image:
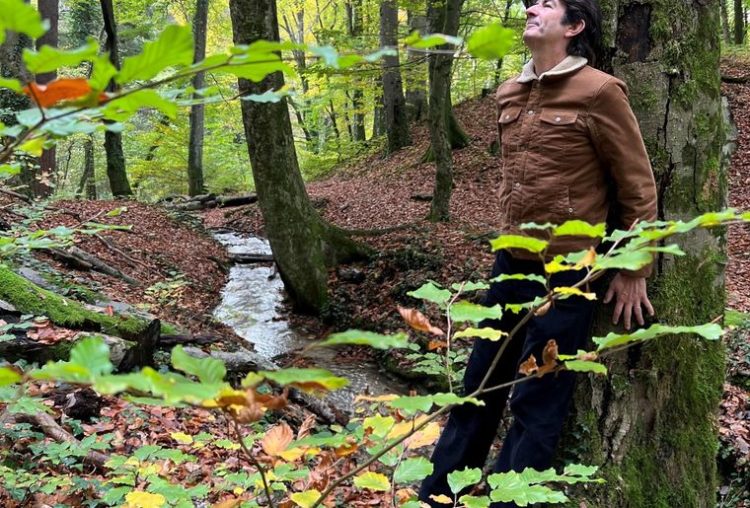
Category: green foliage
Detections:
[
  {"x1": 467, "y1": 23, "x2": 516, "y2": 60},
  {"x1": 407, "y1": 281, "x2": 453, "y2": 306},
  {"x1": 23, "y1": 38, "x2": 99, "y2": 74},
  {"x1": 388, "y1": 393, "x2": 484, "y2": 415},
  {"x1": 593, "y1": 323, "x2": 723, "y2": 351},
  {"x1": 449, "y1": 301, "x2": 503, "y2": 323},
  {"x1": 117, "y1": 25, "x2": 195, "y2": 84},
  {"x1": 448, "y1": 467, "x2": 482, "y2": 494},
  {"x1": 319, "y1": 329, "x2": 410, "y2": 349},
  {"x1": 171, "y1": 345, "x2": 226, "y2": 384}
]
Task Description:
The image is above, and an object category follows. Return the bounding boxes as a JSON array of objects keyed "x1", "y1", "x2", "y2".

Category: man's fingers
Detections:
[
  {"x1": 612, "y1": 301, "x2": 623, "y2": 325},
  {"x1": 623, "y1": 305, "x2": 632, "y2": 330},
  {"x1": 644, "y1": 298, "x2": 655, "y2": 317},
  {"x1": 603, "y1": 286, "x2": 614, "y2": 304},
  {"x1": 634, "y1": 304, "x2": 645, "y2": 327}
]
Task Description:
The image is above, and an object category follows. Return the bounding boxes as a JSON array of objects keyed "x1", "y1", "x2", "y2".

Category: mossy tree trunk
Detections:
[
  {"x1": 405, "y1": 7, "x2": 428, "y2": 123},
  {"x1": 100, "y1": 0, "x2": 133, "y2": 197},
  {"x1": 565, "y1": 2, "x2": 728, "y2": 507},
  {"x1": 186, "y1": 0, "x2": 208, "y2": 197},
  {"x1": 229, "y1": 0, "x2": 369, "y2": 314},
  {"x1": 35, "y1": 0, "x2": 58, "y2": 198},
  {"x1": 426, "y1": 0, "x2": 465, "y2": 222}
]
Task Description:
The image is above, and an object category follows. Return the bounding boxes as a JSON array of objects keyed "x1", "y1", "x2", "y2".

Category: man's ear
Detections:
[{"x1": 565, "y1": 19, "x2": 586, "y2": 39}]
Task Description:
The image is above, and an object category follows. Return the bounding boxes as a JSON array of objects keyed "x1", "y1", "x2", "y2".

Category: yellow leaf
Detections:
[
  {"x1": 18, "y1": 136, "x2": 45, "y2": 157},
  {"x1": 232, "y1": 487, "x2": 244, "y2": 496},
  {"x1": 576, "y1": 247, "x2": 597, "y2": 268},
  {"x1": 290, "y1": 489, "x2": 322, "y2": 508},
  {"x1": 277, "y1": 447, "x2": 306, "y2": 462},
  {"x1": 387, "y1": 415, "x2": 431, "y2": 440},
  {"x1": 124, "y1": 491, "x2": 167, "y2": 508},
  {"x1": 429, "y1": 494, "x2": 453, "y2": 504},
  {"x1": 202, "y1": 388, "x2": 249, "y2": 408},
  {"x1": 354, "y1": 393, "x2": 400, "y2": 404},
  {"x1": 553, "y1": 286, "x2": 597, "y2": 300},
  {"x1": 170, "y1": 432, "x2": 193, "y2": 445},
  {"x1": 405, "y1": 421, "x2": 441, "y2": 449},
  {"x1": 261, "y1": 422, "x2": 294, "y2": 457}
]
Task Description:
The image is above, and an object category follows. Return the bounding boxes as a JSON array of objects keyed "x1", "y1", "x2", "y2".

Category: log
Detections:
[
  {"x1": 3, "y1": 412, "x2": 109, "y2": 469},
  {"x1": 218, "y1": 194, "x2": 257, "y2": 207},
  {"x1": 158, "y1": 333, "x2": 215, "y2": 347},
  {"x1": 228, "y1": 253, "x2": 275, "y2": 264},
  {"x1": 48, "y1": 246, "x2": 138, "y2": 285},
  {"x1": 0, "y1": 333, "x2": 134, "y2": 366},
  {"x1": 721, "y1": 74, "x2": 750, "y2": 84}
]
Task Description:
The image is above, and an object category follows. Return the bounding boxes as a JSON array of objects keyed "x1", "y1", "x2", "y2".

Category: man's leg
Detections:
[
  {"x1": 419, "y1": 253, "x2": 545, "y2": 506},
  {"x1": 490, "y1": 274, "x2": 599, "y2": 508}
]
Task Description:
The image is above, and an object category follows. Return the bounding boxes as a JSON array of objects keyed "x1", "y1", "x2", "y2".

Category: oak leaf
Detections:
[{"x1": 398, "y1": 306, "x2": 445, "y2": 336}]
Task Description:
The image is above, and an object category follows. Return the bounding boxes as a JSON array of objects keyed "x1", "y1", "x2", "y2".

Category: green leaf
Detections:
[
  {"x1": 449, "y1": 301, "x2": 503, "y2": 323},
  {"x1": 0, "y1": 77, "x2": 22, "y2": 92},
  {"x1": 353, "y1": 472, "x2": 391, "y2": 492},
  {"x1": 89, "y1": 55, "x2": 117, "y2": 91},
  {"x1": 0, "y1": 163, "x2": 22, "y2": 177},
  {"x1": 117, "y1": 25, "x2": 194, "y2": 84},
  {"x1": 102, "y1": 89, "x2": 178, "y2": 121},
  {"x1": 488, "y1": 470, "x2": 569, "y2": 506},
  {"x1": 24, "y1": 38, "x2": 98, "y2": 74},
  {"x1": 490, "y1": 235, "x2": 548, "y2": 254},
  {"x1": 448, "y1": 467, "x2": 482, "y2": 494},
  {"x1": 562, "y1": 464, "x2": 600, "y2": 479},
  {"x1": 394, "y1": 457, "x2": 434, "y2": 484},
  {"x1": 459, "y1": 495, "x2": 491, "y2": 508},
  {"x1": 319, "y1": 329, "x2": 410, "y2": 350},
  {"x1": 70, "y1": 336, "x2": 113, "y2": 376},
  {"x1": 217, "y1": 49, "x2": 292, "y2": 82},
  {"x1": 0, "y1": 0, "x2": 47, "y2": 44},
  {"x1": 552, "y1": 220, "x2": 606, "y2": 238},
  {"x1": 6, "y1": 395, "x2": 52, "y2": 415},
  {"x1": 593, "y1": 323, "x2": 723, "y2": 351},
  {"x1": 171, "y1": 345, "x2": 226, "y2": 384},
  {"x1": 259, "y1": 368, "x2": 348, "y2": 392},
  {"x1": 94, "y1": 373, "x2": 153, "y2": 395},
  {"x1": 407, "y1": 282, "x2": 452, "y2": 306},
  {"x1": 106, "y1": 206, "x2": 128, "y2": 217},
  {"x1": 388, "y1": 393, "x2": 484, "y2": 414},
  {"x1": 467, "y1": 23, "x2": 515, "y2": 60},
  {"x1": 403, "y1": 31, "x2": 462, "y2": 48},
  {"x1": 563, "y1": 360, "x2": 607, "y2": 375},
  {"x1": 290, "y1": 489, "x2": 321, "y2": 508},
  {"x1": 0, "y1": 367, "x2": 21, "y2": 386},
  {"x1": 592, "y1": 250, "x2": 652, "y2": 271},
  {"x1": 309, "y1": 45, "x2": 341, "y2": 68},
  {"x1": 363, "y1": 415, "x2": 396, "y2": 438},
  {"x1": 453, "y1": 327, "x2": 507, "y2": 341},
  {"x1": 451, "y1": 281, "x2": 489, "y2": 292},
  {"x1": 490, "y1": 273, "x2": 548, "y2": 286}
]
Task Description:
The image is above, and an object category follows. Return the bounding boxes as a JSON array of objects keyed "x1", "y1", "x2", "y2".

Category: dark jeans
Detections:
[{"x1": 419, "y1": 252, "x2": 600, "y2": 508}]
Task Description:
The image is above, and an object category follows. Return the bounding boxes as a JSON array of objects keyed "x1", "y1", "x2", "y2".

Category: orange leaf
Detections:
[
  {"x1": 398, "y1": 306, "x2": 445, "y2": 336},
  {"x1": 537, "y1": 339, "x2": 559, "y2": 377},
  {"x1": 576, "y1": 247, "x2": 597, "y2": 269},
  {"x1": 518, "y1": 354, "x2": 538, "y2": 376},
  {"x1": 23, "y1": 78, "x2": 93, "y2": 107},
  {"x1": 534, "y1": 300, "x2": 552, "y2": 316},
  {"x1": 261, "y1": 422, "x2": 294, "y2": 457},
  {"x1": 334, "y1": 442, "x2": 359, "y2": 457},
  {"x1": 427, "y1": 340, "x2": 447, "y2": 351}
]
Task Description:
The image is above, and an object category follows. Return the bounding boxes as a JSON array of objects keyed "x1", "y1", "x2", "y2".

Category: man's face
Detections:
[{"x1": 523, "y1": 0, "x2": 571, "y2": 46}]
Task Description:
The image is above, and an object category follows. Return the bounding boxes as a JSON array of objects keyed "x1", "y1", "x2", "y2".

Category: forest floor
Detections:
[{"x1": 1, "y1": 60, "x2": 750, "y2": 506}]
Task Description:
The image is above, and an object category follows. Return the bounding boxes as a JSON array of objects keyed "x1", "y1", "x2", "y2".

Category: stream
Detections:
[{"x1": 212, "y1": 231, "x2": 406, "y2": 411}]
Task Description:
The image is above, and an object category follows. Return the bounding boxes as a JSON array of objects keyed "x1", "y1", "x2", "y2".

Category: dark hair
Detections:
[{"x1": 560, "y1": 0, "x2": 603, "y2": 66}]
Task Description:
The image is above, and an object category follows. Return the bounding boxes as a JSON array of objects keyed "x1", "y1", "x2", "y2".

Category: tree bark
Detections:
[
  {"x1": 99, "y1": 0, "x2": 133, "y2": 197},
  {"x1": 35, "y1": 0, "x2": 58, "y2": 198},
  {"x1": 282, "y1": 9, "x2": 317, "y2": 146},
  {"x1": 734, "y1": 0, "x2": 745, "y2": 44},
  {"x1": 76, "y1": 136, "x2": 97, "y2": 199},
  {"x1": 565, "y1": 2, "x2": 728, "y2": 506},
  {"x1": 721, "y1": 0, "x2": 732, "y2": 44},
  {"x1": 380, "y1": 0, "x2": 412, "y2": 154},
  {"x1": 346, "y1": 0, "x2": 367, "y2": 141},
  {"x1": 405, "y1": 7, "x2": 429, "y2": 122},
  {"x1": 228, "y1": 0, "x2": 368, "y2": 314},
  {"x1": 426, "y1": 0, "x2": 465, "y2": 222},
  {"x1": 187, "y1": 0, "x2": 209, "y2": 196}
]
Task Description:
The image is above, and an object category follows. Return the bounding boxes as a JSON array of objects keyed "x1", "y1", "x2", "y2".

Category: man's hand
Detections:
[{"x1": 603, "y1": 272, "x2": 654, "y2": 330}]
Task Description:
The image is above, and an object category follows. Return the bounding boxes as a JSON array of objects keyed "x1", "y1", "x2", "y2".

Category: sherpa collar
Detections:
[{"x1": 516, "y1": 55, "x2": 588, "y2": 83}]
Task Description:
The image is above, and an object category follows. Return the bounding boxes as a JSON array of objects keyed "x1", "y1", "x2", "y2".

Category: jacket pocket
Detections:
[
  {"x1": 539, "y1": 109, "x2": 580, "y2": 149},
  {"x1": 499, "y1": 106, "x2": 523, "y2": 147}
]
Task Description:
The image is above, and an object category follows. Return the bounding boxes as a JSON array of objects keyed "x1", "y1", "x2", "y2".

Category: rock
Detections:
[{"x1": 337, "y1": 267, "x2": 365, "y2": 284}]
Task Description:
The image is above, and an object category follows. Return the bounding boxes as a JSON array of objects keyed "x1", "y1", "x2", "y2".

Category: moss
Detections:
[{"x1": 0, "y1": 264, "x2": 149, "y2": 339}]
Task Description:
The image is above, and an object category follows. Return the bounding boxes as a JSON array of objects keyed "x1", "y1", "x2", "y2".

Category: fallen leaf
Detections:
[
  {"x1": 398, "y1": 306, "x2": 445, "y2": 336},
  {"x1": 261, "y1": 422, "x2": 294, "y2": 457}
]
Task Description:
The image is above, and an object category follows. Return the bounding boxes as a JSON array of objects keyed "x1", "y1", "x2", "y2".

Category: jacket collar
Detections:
[{"x1": 516, "y1": 55, "x2": 588, "y2": 83}]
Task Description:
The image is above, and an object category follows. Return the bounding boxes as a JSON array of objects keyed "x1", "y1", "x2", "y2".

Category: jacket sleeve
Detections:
[{"x1": 587, "y1": 78, "x2": 658, "y2": 278}]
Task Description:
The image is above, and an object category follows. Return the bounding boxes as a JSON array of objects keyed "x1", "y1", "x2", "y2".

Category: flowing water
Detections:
[{"x1": 212, "y1": 231, "x2": 406, "y2": 410}]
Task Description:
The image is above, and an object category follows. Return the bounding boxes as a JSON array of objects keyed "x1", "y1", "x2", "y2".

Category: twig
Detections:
[{"x1": 231, "y1": 415, "x2": 275, "y2": 508}]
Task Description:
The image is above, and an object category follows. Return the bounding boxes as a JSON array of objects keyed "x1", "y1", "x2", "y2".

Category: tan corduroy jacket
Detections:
[{"x1": 494, "y1": 56, "x2": 658, "y2": 277}]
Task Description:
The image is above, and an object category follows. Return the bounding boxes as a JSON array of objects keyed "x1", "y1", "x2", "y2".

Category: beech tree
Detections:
[
  {"x1": 229, "y1": 0, "x2": 367, "y2": 313},
  {"x1": 186, "y1": 0, "x2": 208, "y2": 196},
  {"x1": 99, "y1": 0, "x2": 133, "y2": 197},
  {"x1": 380, "y1": 0, "x2": 412, "y2": 153},
  {"x1": 566, "y1": 1, "x2": 729, "y2": 505}
]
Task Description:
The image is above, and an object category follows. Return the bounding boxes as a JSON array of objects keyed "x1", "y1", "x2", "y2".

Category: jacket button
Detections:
[
  {"x1": 568, "y1": 207, "x2": 574, "y2": 213},
  {"x1": 527, "y1": 110, "x2": 535, "y2": 115},
  {"x1": 515, "y1": 182, "x2": 521, "y2": 188},
  {"x1": 555, "y1": 116, "x2": 561, "y2": 122}
]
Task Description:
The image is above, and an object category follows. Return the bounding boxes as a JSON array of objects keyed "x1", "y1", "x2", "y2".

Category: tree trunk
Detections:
[
  {"x1": 405, "y1": 7, "x2": 428, "y2": 123},
  {"x1": 426, "y1": 0, "x2": 465, "y2": 222},
  {"x1": 35, "y1": 0, "x2": 58, "y2": 198},
  {"x1": 99, "y1": 0, "x2": 133, "y2": 197},
  {"x1": 380, "y1": 0, "x2": 412, "y2": 154},
  {"x1": 228, "y1": 0, "x2": 368, "y2": 314},
  {"x1": 282, "y1": 9, "x2": 317, "y2": 146},
  {"x1": 565, "y1": 2, "x2": 727, "y2": 506},
  {"x1": 346, "y1": 0, "x2": 367, "y2": 141},
  {"x1": 76, "y1": 136, "x2": 97, "y2": 200},
  {"x1": 721, "y1": 0, "x2": 732, "y2": 44},
  {"x1": 372, "y1": 91, "x2": 386, "y2": 138},
  {"x1": 734, "y1": 0, "x2": 745, "y2": 44},
  {"x1": 187, "y1": 0, "x2": 209, "y2": 196}
]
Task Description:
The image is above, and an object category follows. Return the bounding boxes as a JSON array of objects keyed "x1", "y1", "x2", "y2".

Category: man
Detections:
[{"x1": 419, "y1": 0, "x2": 657, "y2": 506}]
